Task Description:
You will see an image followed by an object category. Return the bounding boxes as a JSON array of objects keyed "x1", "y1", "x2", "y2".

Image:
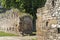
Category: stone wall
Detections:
[
  {"x1": 36, "y1": 0, "x2": 60, "y2": 40},
  {"x1": 0, "y1": 9, "x2": 19, "y2": 35},
  {"x1": 0, "y1": 9, "x2": 33, "y2": 36}
]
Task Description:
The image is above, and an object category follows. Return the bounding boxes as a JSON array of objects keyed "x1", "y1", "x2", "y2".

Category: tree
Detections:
[{"x1": 1, "y1": 0, "x2": 46, "y2": 13}]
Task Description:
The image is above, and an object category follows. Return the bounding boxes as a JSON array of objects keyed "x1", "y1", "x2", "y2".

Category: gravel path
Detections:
[{"x1": 0, "y1": 36, "x2": 37, "y2": 40}]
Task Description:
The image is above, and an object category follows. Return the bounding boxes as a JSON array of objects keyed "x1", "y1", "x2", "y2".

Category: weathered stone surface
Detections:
[
  {"x1": 36, "y1": 0, "x2": 60, "y2": 40},
  {"x1": 0, "y1": 9, "x2": 33, "y2": 36}
]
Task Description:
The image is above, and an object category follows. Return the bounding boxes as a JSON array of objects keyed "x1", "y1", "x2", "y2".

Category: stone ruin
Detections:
[
  {"x1": 0, "y1": 9, "x2": 33, "y2": 36},
  {"x1": 19, "y1": 15, "x2": 33, "y2": 35},
  {"x1": 36, "y1": 0, "x2": 60, "y2": 40}
]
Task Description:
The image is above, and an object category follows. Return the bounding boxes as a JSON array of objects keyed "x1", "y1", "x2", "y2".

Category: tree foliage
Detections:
[{"x1": 1, "y1": 0, "x2": 46, "y2": 14}]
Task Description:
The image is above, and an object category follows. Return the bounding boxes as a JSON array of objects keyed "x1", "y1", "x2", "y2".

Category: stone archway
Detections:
[{"x1": 18, "y1": 15, "x2": 33, "y2": 35}]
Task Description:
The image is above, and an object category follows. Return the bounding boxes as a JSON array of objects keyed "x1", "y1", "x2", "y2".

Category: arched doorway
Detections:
[{"x1": 19, "y1": 15, "x2": 33, "y2": 35}]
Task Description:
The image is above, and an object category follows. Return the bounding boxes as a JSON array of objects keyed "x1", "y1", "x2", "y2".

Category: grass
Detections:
[
  {"x1": 0, "y1": 31, "x2": 18, "y2": 36},
  {"x1": 32, "y1": 38, "x2": 37, "y2": 40}
]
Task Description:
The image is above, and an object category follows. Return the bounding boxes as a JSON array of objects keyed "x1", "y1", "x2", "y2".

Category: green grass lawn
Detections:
[{"x1": 0, "y1": 31, "x2": 18, "y2": 36}]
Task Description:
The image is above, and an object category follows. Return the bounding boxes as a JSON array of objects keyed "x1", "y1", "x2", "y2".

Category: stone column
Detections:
[{"x1": 36, "y1": 15, "x2": 47, "y2": 40}]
